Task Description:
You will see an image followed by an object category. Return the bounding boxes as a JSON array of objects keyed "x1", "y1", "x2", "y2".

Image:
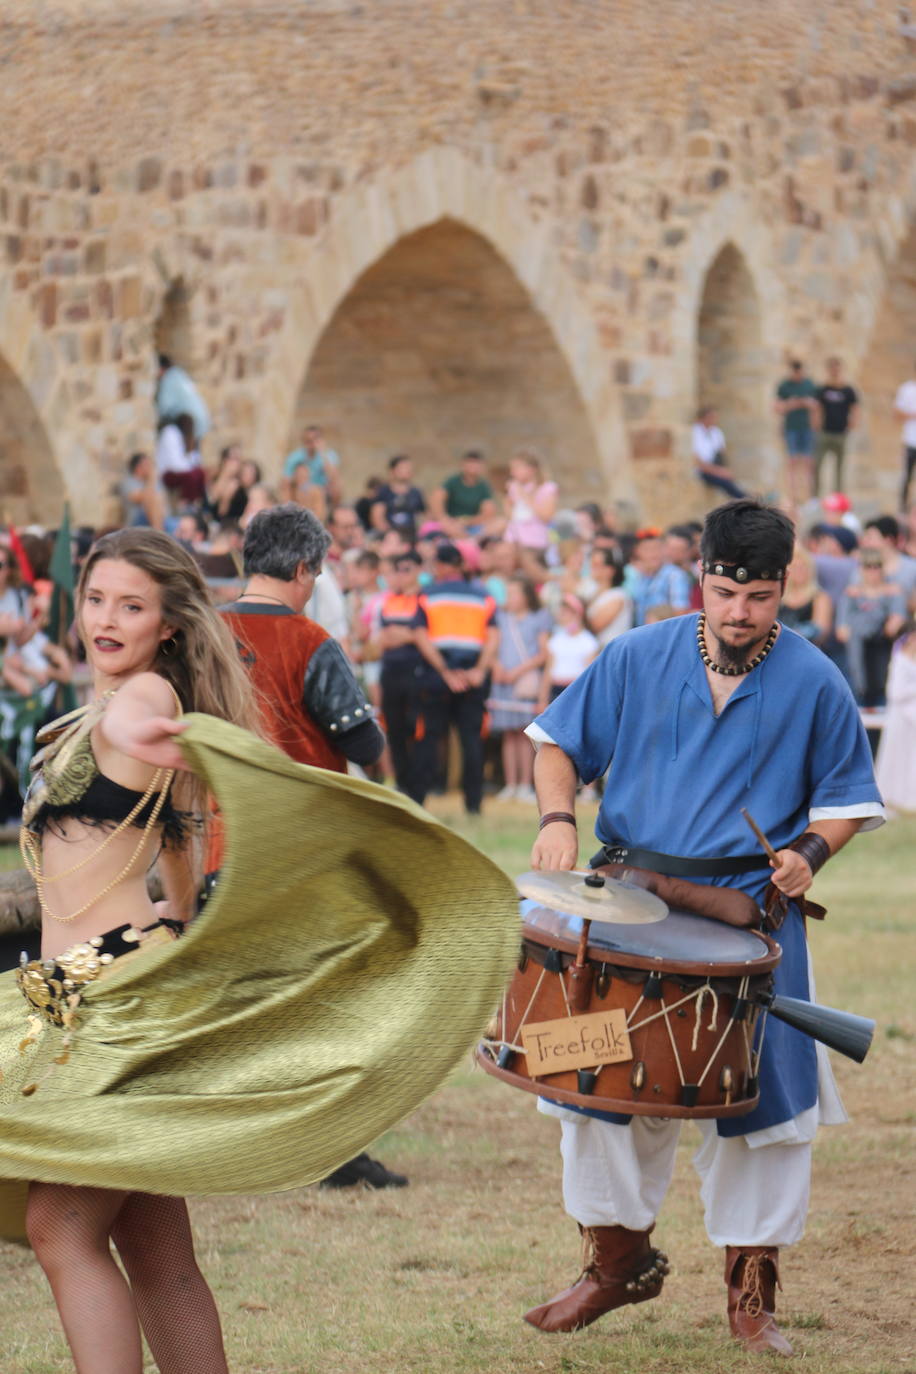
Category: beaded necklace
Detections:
[
  {"x1": 19, "y1": 690, "x2": 175, "y2": 923},
  {"x1": 696, "y1": 612, "x2": 778, "y2": 677}
]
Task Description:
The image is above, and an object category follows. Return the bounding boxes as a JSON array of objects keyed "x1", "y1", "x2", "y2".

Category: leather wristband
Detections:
[
  {"x1": 788, "y1": 832, "x2": 831, "y2": 877},
  {"x1": 538, "y1": 811, "x2": 577, "y2": 832}
]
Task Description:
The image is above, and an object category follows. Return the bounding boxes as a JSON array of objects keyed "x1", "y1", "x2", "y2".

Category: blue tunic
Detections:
[{"x1": 532, "y1": 614, "x2": 882, "y2": 1135}]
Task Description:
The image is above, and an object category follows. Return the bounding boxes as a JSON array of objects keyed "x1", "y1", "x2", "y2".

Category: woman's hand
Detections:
[{"x1": 124, "y1": 716, "x2": 191, "y2": 771}]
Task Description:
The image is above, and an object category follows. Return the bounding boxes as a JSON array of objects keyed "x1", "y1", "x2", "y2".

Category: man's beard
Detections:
[{"x1": 711, "y1": 626, "x2": 768, "y2": 669}]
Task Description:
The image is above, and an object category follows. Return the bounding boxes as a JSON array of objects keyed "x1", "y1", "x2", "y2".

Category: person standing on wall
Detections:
[
  {"x1": 775, "y1": 360, "x2": 818, "y2": 503},
  {"x1": 893, "y1": 361, "x2": 916, "y2": 512},
  {"x1": 813, "y1": 358, "x2": 859, "y2": 497}
]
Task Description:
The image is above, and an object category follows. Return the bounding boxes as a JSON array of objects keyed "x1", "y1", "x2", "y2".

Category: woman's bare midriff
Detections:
[{"x1": 38, "y1": 816, "x2": 162, "y2": 959}]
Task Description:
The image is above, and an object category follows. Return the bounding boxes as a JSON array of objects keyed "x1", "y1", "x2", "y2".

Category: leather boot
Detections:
[
  {"x1": 725, "y1": 1246, "x2": 794, "y2": 1356},
  {"x1": 524, "y1": 1224, "x2": 669, "y2": 1333}
]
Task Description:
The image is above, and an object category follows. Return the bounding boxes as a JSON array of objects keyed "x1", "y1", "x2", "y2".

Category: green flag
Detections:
[
  {"x1": 48, "y1": 504, "x2": 74, "y2": 644},
  {"x1": 48, "y1": 504, "x2": 77, "y2": 715}
]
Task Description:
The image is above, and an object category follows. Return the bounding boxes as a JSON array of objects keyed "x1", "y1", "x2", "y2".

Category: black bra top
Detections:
[{"x1": 29, "y1": 773, "x2": 192, "y2": 848}]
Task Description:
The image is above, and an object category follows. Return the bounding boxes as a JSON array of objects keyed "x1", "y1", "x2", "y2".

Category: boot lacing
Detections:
[{"x1": 739, "y1": 1252, "x2": 781, "y2": 1320}]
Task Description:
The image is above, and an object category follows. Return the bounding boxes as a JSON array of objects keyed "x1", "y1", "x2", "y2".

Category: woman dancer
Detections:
[
  {"x1": 1, "y1": 530, "x2": 519, "y2": 1374},
  {"x1": 20, "y1": 528, "x2": 255, "y2": 1373}
]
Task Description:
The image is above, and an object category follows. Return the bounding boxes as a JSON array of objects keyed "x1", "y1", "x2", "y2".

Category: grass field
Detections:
[{"x1": 1, "y1": 805, "x2": 914, "y2": 1373}]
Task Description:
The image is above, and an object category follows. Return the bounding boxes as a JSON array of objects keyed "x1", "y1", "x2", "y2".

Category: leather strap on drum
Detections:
[{"x1": 592, "y1": 862, "x2": 762, "y2": 929}]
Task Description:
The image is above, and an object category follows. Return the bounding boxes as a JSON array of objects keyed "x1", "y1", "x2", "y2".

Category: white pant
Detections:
[{"x1": 556, "y1": 1114, "x2": 811, "y2": 1248}]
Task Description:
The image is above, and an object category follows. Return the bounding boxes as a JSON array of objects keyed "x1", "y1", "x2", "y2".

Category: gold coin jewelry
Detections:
[{"x1": 696, "y1": 612, "x2": 778, "y2": 677}]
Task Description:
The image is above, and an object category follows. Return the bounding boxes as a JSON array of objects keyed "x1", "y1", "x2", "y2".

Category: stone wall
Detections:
[{"x1": 1, "y1": 0, "x2": 915, "y2": 525}]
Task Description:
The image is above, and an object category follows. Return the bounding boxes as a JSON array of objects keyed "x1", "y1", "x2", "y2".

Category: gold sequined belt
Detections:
[{"x1": 17, "y1": 918, "x2": 183, "y2": 1027}]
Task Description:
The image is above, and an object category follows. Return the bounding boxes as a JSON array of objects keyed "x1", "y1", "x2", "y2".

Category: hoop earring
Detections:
[{"x1": 159, "y1": 637, "x2": 178, "y2": 657}]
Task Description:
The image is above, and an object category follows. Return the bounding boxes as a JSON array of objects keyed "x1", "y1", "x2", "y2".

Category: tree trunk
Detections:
[{"x1": 0, "y1": 868, "x2": 164, "y2": 937}]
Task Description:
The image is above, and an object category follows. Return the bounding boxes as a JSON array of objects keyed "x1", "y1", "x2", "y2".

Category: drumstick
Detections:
[{"x1": 740, "y1": 808, "x2": 781, "y2": 867}]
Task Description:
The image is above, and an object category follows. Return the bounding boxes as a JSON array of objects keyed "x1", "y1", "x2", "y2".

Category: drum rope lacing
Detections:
[{"x1": 485, "y1": 966, "x2": 765, "y2": 1097}]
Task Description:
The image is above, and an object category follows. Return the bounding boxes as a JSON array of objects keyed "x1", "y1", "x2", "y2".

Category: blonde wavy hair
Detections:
[{"x1": 76, "y1": 528, "x2": 259, "y2": 814}]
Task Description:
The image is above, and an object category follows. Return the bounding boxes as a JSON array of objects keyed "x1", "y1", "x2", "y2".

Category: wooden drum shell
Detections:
[{"x1": 477, "y1": 906, "x2": 781, "y2": 1119}]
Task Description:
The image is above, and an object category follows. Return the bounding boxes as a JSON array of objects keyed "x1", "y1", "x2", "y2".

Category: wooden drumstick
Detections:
[{"x1": 740, "y1": 808, "x2": 781, "y2": 867}]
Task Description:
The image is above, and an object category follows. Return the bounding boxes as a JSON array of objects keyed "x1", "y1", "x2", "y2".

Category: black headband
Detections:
[{"x1": 701, "y1": 560, "x2": 786, "y2": 584}]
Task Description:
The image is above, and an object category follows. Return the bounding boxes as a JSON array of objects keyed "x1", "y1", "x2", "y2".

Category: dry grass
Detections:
[{"x1": 1, "y1": 805, "x2": 914, "y2": 1373}]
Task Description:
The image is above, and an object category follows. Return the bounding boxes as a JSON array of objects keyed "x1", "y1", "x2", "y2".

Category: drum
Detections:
[{"x1": 477, "y1": 901, "x2": 781, "y2": 1118}]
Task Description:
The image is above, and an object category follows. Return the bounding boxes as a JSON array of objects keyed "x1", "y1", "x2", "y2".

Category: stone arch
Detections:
[
  {"x1": 0, "y1": 283, "x2": 65, "y2": 524},
  {"x1": 290, "y1": 217, "x2": 601, "y2": 495},
  {"x1": 256, "y1": 147, "x2": 631, "y2": 503},
  {"x1": 696, "y1": 242, "x2": 766, "y2": 486},
  {"x1": 856, "y1": 217, "x2": 916, "y2": 509},
  {"x1": 675, "y1": 193, "x2": 785, "y2": 497},
  {"x1": 154, "y1": 276, "x2": 195, "y2": 372}
]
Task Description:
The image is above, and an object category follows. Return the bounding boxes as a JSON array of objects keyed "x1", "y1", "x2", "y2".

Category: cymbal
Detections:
[{"x1": 516, "y1": 870, "x2": 668, "y2": 925}]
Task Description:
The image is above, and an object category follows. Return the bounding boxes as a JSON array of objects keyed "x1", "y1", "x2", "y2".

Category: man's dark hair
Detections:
[
  {"x1": 789, "y1": 359, "x2": 803, "y2": 371},
  {"x1": 388, "y1": 453, "x2": 409, "y2": 472},
  {"x1": 355, "y1": 550, "x2": 380, "y2": 571},
  {"x1": 864, "y1": 515, "x2": 900, "y2": 543},
  {"x1": 157, "y1": 353, "x2": 172, "y2": 371},
  {"x1": 243, "y1": 502, "x2": 331, "y2": 580},
  {"x1": 462, "y1": 448, "x2": 485, "y2": 463},
  {"x1": 434, "y1": 542, "x2": 464, "y2": 568},
  {"x1": 128, "y1": 451, "x2": 147, "y2": 474},
  {"x1": 666, "y1": 523, "x2": 695, "y2": 542},
  {"x1": 701, "y1": 499, "x2": 795, "y2": 572},
  {"x1": 392, "y1": 549, "x2": 423, "y2": 568}
]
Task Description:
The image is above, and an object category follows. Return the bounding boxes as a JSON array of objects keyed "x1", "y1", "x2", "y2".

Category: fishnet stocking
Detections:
[
  {"x1": 112, "y1": 1192, "x2": 228, "y2": 1374},
  {"x1": 26, "y1": 1184, "x2": 228, "y2": 1374},
  {"x1": 27, "y1": 1183, "x2": 142, "y2": 1374}
]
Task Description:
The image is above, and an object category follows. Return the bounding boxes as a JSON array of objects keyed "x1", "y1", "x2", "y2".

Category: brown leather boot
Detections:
[
  {"x1": 524, "y1": 1224, "x2": 669, "y2": 1333},
  {"x1": 725, "y1": 1246, "x2": 794, "y2": 1356}
]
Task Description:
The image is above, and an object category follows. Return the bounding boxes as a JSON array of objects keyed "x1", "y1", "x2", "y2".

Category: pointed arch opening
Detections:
[
  {"x1": 696, "y1": 244, "x2": 766, "y2": 485},
  {"x1": 289, "y1": 218, "x2": 602, "y2": 497},
  {"x1": 857, "y1": 221, "x2": 916, "y2": 507},
  {"x1": 0, "y1": 352, "x2": 63, "y2": 524},
  {"x1": 154, "y1": 278, "x2": 194, "y2": 371}
]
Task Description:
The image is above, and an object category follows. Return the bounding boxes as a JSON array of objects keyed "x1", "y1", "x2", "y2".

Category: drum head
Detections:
[
  {"x1": 517, "y1": 870, "x2": 667, "y2": 924},
  {"x1": 523, "y1": 904, "x2": 777, "y2": 972}
]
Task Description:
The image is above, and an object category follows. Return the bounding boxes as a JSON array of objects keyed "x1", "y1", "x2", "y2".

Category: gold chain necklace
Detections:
[
  {"x1": 696, "y1": 613, "x2": 778, "y2": 677},
  {"x1": 20, "y1": 767, "x2": 174, "y2": 924}
]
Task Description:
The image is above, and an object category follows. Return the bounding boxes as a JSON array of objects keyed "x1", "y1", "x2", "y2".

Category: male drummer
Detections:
[{"x1": 523, "y1": 498, "x2": 883, "y2": 1355}]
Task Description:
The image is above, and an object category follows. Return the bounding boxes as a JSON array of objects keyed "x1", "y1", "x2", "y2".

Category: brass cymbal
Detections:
[{"x1": 516, "y1": 870, "x2": 668, "y2": 925}]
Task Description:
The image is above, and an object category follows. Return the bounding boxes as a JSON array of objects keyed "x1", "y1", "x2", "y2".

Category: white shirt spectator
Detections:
[
  {"x1": 691, "y1": 422, "x2": 726, "y2": 466},
  {"x1": 155, "y1": 423, "x2": 200, "y2": 477},
  {"x1": 895, "y1": 380, "x2": 916, "y2": 447},
  {"x1": 548, "y1": 627, "x2": 599, "y2": 686}
]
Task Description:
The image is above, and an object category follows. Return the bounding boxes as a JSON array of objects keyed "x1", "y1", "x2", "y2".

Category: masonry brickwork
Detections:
[{"x1": 1, "y1": 0, "x2": 916, "y2": 525}]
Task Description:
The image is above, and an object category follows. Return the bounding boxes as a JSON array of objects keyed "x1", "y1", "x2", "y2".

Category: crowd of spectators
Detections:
[{"x1": 3, "y1": 352, "x2": 916, "y2": 823}]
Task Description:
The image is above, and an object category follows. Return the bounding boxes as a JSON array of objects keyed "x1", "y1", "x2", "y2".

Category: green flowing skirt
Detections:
[{"x1": 0, "y1": 715, "x2": 519, "y2": 1241}]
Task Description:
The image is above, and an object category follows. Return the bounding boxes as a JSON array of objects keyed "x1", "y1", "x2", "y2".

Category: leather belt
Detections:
[{"x1": 590, "y1": 843, "x2": 768, "y2": 878}]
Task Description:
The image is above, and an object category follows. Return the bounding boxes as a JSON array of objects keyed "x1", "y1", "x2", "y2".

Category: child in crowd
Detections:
[
  {"x1": 542, "y1": 595, "x2": 599, "y2": 704},
  {"x1": 488, "y1": 575, "x2": 552, "y2": 802}
]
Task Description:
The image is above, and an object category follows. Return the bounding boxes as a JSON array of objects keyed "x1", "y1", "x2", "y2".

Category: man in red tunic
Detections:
[{"x1": 216, "y1": 503, "x2": 406, "y2": 1190}]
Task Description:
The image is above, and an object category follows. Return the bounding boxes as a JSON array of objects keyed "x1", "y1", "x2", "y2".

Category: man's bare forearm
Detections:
[{"x1": 533, "y1": 742, "x2": 578, "y2": 815}]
